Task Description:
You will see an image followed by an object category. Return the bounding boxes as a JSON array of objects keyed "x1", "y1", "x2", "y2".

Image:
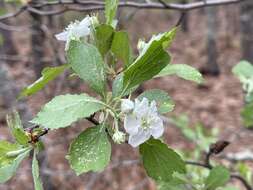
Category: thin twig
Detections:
[{"x1": 0, "y1": 0, "x2": 247, "y2": 21}]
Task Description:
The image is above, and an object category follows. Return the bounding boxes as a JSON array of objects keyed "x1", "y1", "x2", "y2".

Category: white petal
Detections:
[
  {"x1": 150, "y1": 117, "x2": 164, "y2": 139},
  {"x1": 128, "y1": 129, "x2": 151, "y2": 147},
  {"x1": 55, "y1": 31, "x2": 68, "y2": 41},
  {"x1": 80, "y1": 16, "x2": 91, "y2": 26},
  {"x1": 149, "y1": 100, "x2": 158, "y2": 114},
  {"x1": 72, "y1": 25, "x2": 90, "y2": 38},
  {"x1": 124, "y1": 114, "x2": 140, "y2": 135},
  {"x1": 134, "y1": 97, "x2": 149, "y2": 117},
  {"x1": 121, "y1": 99, "x2": 134, "y2": 113}
]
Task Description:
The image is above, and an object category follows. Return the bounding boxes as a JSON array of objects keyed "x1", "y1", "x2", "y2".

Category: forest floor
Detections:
[{"x1": 0, "y1": 4, "x2": 252, "y2": 190}]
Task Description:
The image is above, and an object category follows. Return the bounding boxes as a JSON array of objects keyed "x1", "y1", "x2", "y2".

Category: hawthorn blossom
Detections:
[
  {"x1": 55, "y1": 16, "x2": 95, "y2": 50},
  {"x1": 122, "y1": 98, "x2": 164, "y2": 147}
]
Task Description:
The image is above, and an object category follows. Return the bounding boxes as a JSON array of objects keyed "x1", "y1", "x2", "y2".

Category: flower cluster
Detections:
[
  {"x1": 55, "y1": 16, "x2": 96, "y2": 50},
  {"x1": 121, "y1": 98, "x2": 164, "y2": 147}
]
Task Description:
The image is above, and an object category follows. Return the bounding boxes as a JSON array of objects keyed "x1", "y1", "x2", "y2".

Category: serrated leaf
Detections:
[
  {"x1": 138, "y1": 89, "x2": 174, "y2": 113},
  {"x1": 232, "y1": 60, "x2": 253, "y2": 79},
  {"x1": 156, "y1": 64, "x2": 203, "y2": 84},
  {"x1": 111, "y1": 31, "x2": 132, "y2": 66},
  {"x1": 123, "y1": 28, "x2": 177, "y2": 91},
  {"x1": 67, "y1": 125, "x2": 111, "y2": 175},
  {"x1": 140, "y1": 139, "x2": 186, "y2": 182},
  {"x1": 32, "y1": 150, "x2": 43, "y2": 190},
  {"x1": 19, "y1": 64, "x2": 69, "y2": 98},
  {"x1": 205, "y1": 166, "x2": 230, "y2": 190},
  {"x1": 105, "y1": 0, "x2": 119, "y2": 26},
  {"x1": 67, "y1": 41, "x2": 106, "y2": 96},
  {"x1": 31, "y1": 94, "x2": 105, "y2": 129},
  {"x1": 95, "y1": 24, "x2": 114, "y2": 57},
  {"x1": 0, "y1": 148, "x2": 30, "y2": 183},
  {"x1": 6, "y1": 111, "x2": 29, "y2": 145}
]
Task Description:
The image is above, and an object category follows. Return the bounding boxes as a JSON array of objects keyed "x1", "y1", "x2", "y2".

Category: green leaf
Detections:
[
  {"x1": 138, "y1": 89, "x2": 174, "y2": 114},
  {"x1": 236, "y1": 162, "x2": 252, "y2": 185},
  {"x1": 95, "y1": 24, "x2": 114, "y2": 57},
  {"x1": 19, "y1": 64, "x2": 69, "y2": 98},
  {"x1": 123, "y1": 28, "x2": 177, "y2": 91},
  {"x1": 31, "y1": 94, "x2": 105, "y2": 129},
  {"x1": 205, "y1": 166, "x2": 230, "y2": 190},
  {"x1": 32, "y1": 150, "x2": 44, "y2": 190},
  {"x1": 105, "y1": 0, "x2": 119, "y2": 26},
  {"x1": 140, "y1": 139, "x2": 186, "y2": 182},
  {"x1": 0, "y1": 141, "x2": 20, "y2": 167},
  {"x1": 67, "y1": 125, "x2": 111, "y2": 175},
  {"x1": 156, "y1": 64, "x2": 203, "y2": 84},
  {"x1": 111, "y1": 31, "x2": 132, "y2": 66},
  {"x1": 232, "y1": 60, "x2": 253, "y2": 79},
  {"x1": 67, "y1": 41, "x2": 106, "y2": 96},
  {"x1": 241, "y1": 102, "x2": 253, "y2": 128},
  {"x1": 112, "y1": 73, "x2": 138, "y2": 98},
  {"x1": 0, "y1": 148, "x2": 30, "y2": 183},
  {"x1": 6, "y1": 111, "x2": 29, "y2": 145}
]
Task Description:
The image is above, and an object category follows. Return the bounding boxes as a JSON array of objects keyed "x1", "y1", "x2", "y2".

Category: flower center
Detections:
[{"x1": 141, "y1": 117, "x2": 150, "y2": 130}]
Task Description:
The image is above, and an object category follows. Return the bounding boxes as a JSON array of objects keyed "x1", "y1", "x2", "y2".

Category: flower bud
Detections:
[
  {"x1": 121, "y1": 99, "x2": 134, "y2": 114},
  {"x1": 112, "y1": 131, "x2": 126, "y2": 144}
]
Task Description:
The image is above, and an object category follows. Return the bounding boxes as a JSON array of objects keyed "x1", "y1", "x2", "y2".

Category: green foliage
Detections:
[
  {"x1": 171, "y1": 114, "x2": 218, "y2": 152},
  {"x1": 105, "y1": 0, "x2": 119, "y2": 26},
  {"x1": 138, "y1": 89, "x2": 175, "y2": 113},
  {"x1": 122, "y1": 28, "x2": 177, "y2": 92},
  {"x1": 0, "y1": 141, "x2": 20, "y2": 167},
  {"x1": 19, "y1": 65, "x2": 69, "y2": 98},
  {"x1": 236, "y1": 162, "x2": 252, "y2": 186},
  {"x1": 0, "y1": 147, "x2": 31, "y2": 183},
  {"x1": 32, "y1": 94, "x2": 105, "y2": 129},
  {"x1": 205, "y1": 166, "x2": 230, "y2": 190},
  {"x1": 232, "y1": 60, "x2": 253, "y2": 79},
  {"x1": 67, "y1": 41, "x2": 106, "y2": 96},
  {"x1": 241, "y1": 102, "x2": 253, "y2": 128},
  {"x1": 112, "y1": 73, "x2": 138, "y2": 98},
  {"x1": 156, "y1": 64, "x2": 204, "y2": 84},
  {"x1": 111, "y1": 31, "x2": 132, "y2": 66},
  {"x1": 0, "y1": 33, "x2": 4, "y2": 46},
  {"x1": 6, "y1": 111, "x2": 29, "y2": 146},
  {"x1": 67, "y1": 125, "x2": 111, "y2": 175},
  {"x1": 140, "y1": 139, "x2": 186, "y2": 182},
  {"x1": 32, "y1": 150, "x2": 44, "y2": 190},
  {"x1": 95, "y1": 24, "x2": 114, "y2": 57}
]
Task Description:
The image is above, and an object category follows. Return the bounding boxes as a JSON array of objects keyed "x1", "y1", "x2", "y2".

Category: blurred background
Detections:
[{"x1": 0, "y1": 0, "x2": 253, "y2": 189}]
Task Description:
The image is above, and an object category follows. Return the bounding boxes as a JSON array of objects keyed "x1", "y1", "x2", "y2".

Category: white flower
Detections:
[
  {"x1": 112, "y1": 131, "x2": 126, "y2": 144},
  {"x1": 123, "y1": 98, "x2": 164, "y2": 147},
  {"x1": 55, "y1": 16, "x2": 94, "y2": 50},
  {"x1": 121, "y1": 99, "x2": 134, "y2": 113}
]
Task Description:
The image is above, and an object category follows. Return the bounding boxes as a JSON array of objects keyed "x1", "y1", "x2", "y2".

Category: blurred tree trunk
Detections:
[
  {"x1": 0, "y1": 0, "x2": 30, "y2": 121},
  {"x1": 30, "y1": 0, "x2": 46, "y2": 78},
  {"x1": 180, "y1": 0, "x2": 189, "y2": 32},
  {"x1": 203, "y1": 7, "x2": 220, "y2": 76},
  {"x1": 240, "y1": 1, "x2": 253, "y2": 63},
  {"x1": 0, "y1": 0, "x2": 17, "y2": 56}
]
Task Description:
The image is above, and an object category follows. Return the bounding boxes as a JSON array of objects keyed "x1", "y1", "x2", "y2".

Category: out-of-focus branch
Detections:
[{"x1": 0, "y1": 0, "x2": 247, "y2": 22}]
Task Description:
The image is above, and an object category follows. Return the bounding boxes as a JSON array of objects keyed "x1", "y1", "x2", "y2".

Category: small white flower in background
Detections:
[
  {"x1": 121, "y1": 99, "x2": 134, "y2": 113},
  {"x1": 112, "y1": 131, "x2": 126, "y2": 144},
  {"x1": 55, "y1": 16, "x2": 96, "y2": 50},
  {"x1": 122, "y1": 97, "x2": 164, "y2": 147}
]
